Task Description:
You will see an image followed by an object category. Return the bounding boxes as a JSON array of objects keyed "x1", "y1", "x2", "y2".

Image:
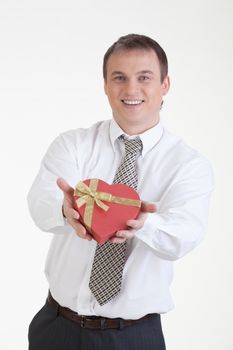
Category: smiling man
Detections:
[
  {"x1": 104, "y1": 47, "x2": 169, "y2": 135},
  {"x1": 27, "y1": 34, "x2": 214, "y2": 350}
]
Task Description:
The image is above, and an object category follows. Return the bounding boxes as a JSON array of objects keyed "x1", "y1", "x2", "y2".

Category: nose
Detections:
[{"x1": 124, "y1": 78, "x2": 140, "y2": 96}]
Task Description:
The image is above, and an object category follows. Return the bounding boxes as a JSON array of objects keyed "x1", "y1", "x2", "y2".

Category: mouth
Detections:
[{"x1": 121, "y1": 99, "x2": 145, "y2": 106}]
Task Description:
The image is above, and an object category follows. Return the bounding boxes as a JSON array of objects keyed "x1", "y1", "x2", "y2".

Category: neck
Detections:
[{"x1": 115, "y1": 120, "x2": 160, "y2": 136}]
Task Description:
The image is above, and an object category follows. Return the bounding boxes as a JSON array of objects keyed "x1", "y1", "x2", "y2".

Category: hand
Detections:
[
  {"x1": 56, "y1": 178, "x2": 92, "y2": 241},
  {"x1": 109, "y1": 201, "x2": 157, "y2": 244}
]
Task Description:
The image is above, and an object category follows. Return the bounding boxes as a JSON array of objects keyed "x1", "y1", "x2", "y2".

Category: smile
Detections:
[{"x1": 121, "y1": 99, "x2": 144, "y2": 105}]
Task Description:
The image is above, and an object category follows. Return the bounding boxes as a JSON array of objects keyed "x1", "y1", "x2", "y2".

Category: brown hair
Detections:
[{"x1": 103, "y1": 34, "x2": 168, "y2": 83}]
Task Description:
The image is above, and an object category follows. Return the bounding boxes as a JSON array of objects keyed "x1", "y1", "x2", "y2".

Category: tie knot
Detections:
[{"x1": 120, "y1": 136, "x2": 143, "y2": 156}]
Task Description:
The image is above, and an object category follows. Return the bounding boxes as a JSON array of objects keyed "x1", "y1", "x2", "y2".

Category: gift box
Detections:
[{"x1": 73, "y1": 178, "x2": 141, "y2": 244}]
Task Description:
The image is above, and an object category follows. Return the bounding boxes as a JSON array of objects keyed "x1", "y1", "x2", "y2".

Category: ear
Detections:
[{"x1": 162, "y1": 76, "x2": 170, "y2": 96}]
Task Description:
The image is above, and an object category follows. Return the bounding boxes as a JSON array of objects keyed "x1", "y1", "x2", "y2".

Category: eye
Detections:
[
  {"x1": 113, "y1": 75, "x2": 126, "y2": 81},
  {"x1": 138, "y1": 75, "x2": 150, "y2": 81}
]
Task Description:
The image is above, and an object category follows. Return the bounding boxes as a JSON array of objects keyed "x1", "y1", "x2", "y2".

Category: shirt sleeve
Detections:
[
  {"x1": 27, "y1": 131, "x2": 80, "y2": 234},
  {"x1": 135, "y1": 156, "x2": 214, "y2": 261}
]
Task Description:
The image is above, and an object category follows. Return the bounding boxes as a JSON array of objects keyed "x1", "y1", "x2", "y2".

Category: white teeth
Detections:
[{"x1": 122, "y1": 99, "x2": 143, "y2": 105}]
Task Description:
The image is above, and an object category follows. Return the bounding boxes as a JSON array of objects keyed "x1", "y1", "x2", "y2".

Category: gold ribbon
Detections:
[{"x1": 74, "y1": 179, "x2": 141, "y2": 231}]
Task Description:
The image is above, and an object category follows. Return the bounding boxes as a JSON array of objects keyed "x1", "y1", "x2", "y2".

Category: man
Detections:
[{"x1": 27, "y1": 34, "x2": 214, "y2": 350}]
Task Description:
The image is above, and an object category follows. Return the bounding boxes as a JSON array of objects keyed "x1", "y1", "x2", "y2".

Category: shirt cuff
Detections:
[{"x1": 135, "y1": 212, "x2": 165, "y2": 251}]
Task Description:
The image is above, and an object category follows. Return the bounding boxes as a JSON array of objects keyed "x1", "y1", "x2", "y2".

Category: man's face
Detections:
[{"x1": 104, "y1": 48, "x2": 170, "y2": 134}]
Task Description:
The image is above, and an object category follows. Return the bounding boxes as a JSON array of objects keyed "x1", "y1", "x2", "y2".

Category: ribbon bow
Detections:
[
  {"x1": 75, "y1": 180, "x2": 111, "y2": 212},
  {"x1": 74, "y1": 179, "x2": 141, "y2": 231}
]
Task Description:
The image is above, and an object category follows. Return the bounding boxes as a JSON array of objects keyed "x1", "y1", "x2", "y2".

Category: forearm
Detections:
[
  {"x1": 136, "y1": 160, "x2": 214, "y2": 260},
  {"x1": 27, "y1": 167, "x2": 68, "y2": 233},
  {"x1": 136, "y1": 205, "x2": 205, "y2": 260},
  {"x1": 27, "y1": 132, "x2": 79, "y2": 234}
]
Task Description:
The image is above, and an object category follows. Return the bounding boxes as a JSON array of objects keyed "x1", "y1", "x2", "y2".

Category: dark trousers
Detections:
[{"x1": 28, "y1": 301, "x2": 166, "y2": 350}]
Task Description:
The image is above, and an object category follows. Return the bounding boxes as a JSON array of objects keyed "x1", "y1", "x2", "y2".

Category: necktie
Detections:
[{"x1": 89, "y1": 136, "x2": 143, "y2": 306}]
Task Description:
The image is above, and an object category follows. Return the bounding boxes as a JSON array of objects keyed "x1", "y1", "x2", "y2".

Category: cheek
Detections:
[
  {"x1": 107, "y1": 92, "x2": 121, "y2": 109},
  {"x1": 108, "y1": 88, "x2": 122, "y2": 102},
  {"x1": 148, "y1": 89, "x2": 162, "y2": 103},
  {"x1": 151, "y1": 87, "x2": 164, "y2": 100}
]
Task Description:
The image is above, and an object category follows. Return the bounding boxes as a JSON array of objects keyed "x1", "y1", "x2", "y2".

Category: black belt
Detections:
[{"x1": 47, "y1": 291, "x2": 158, "y2": 329}]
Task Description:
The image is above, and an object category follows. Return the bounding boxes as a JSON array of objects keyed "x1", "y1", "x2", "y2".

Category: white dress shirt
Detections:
[{"x1": 27, "y1": 119, "x2": 214, "y2": 319}]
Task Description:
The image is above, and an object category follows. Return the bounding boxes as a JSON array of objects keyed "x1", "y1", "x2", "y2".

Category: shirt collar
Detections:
[{"x1": 109, "y1": 119, "x2": 164, "y2": 157}]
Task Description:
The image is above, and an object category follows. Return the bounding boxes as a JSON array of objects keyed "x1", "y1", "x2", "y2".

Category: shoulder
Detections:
[
  {"x1": 50, "y1": 120, "x2": 111, "y2": 149},
  {"x1": 42, "y1": 120, "x2": 110, "y2": 160},
  {"x1": 161, "y1": 127, "x2": 214, "y2": 182},
  {"x1": 60, "y1": 120, "x2": 110, "y2": 142}
]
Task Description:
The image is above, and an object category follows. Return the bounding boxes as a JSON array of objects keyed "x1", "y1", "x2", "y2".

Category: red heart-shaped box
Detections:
[{"x1": 73, "y1": 179, "x2": 141, "y2": 244}]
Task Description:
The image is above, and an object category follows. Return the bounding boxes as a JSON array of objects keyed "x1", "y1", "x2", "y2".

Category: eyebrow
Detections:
[
  {"x1": 137, "y1": 70, "x2": 154, "y2": 75},
  {"x1": 111, "y1": 70, "x2": 154, "y2": 76},
  {"x1": 111, "y1": 71, "x2": 125, "y2": 76}
]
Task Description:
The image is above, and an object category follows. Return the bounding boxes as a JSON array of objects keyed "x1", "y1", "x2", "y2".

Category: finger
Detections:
[
  {"x1": 109, "y1": 237, "x2": 126, "y2": 244},
  {"x1": 62, "y1": 198, "x2": 79, "y2": 218},
  {"x1": 109, "y1": 227, "x2": 136, "y2": 243},
  {"x1": 65, "y1": 207, "x2": 80, "y2": 220},
  {"x1": 116, "y1": 229, "x2": 135, "y2": 240},
  {"x1": 74, "y1": 224, "x2": 92, "y2": 241},
  {"x1": 126, "y1": 218, "x2": 144, "y2": 230},
  {"x1": 57, "y1": 177, "x2": 74, "y2": 197},
  {"x1": 67, "y1": 217, "x2": 84, "y2": 231},
  {"x1": 85, "y1": 234, "x2": 93, "y2": 241},
  {"x1": 140, "y1": 201, "x2": 157, "y2": 213},
  {"x1": 127, "y1": 210, "x2": 148, "y2": 226},
  {"x1": 68, "y1": 219, "x2": 90, "y2": 239},
  {"x1": 78, "y1": 230, "x2": 93, "y2": 241}
]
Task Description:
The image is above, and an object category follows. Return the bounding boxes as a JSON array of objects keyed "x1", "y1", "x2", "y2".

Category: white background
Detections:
[{"x1": 0, "y1": 0, "x2": 232, "y2": 349}]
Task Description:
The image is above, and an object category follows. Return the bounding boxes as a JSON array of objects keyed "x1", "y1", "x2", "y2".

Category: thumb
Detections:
[
  {"x1": 57, "y1": 177, "x2": 74, "y2": 197},
  {"x1": 140, "y1": 201, "x2": 157, "y2": 213}
]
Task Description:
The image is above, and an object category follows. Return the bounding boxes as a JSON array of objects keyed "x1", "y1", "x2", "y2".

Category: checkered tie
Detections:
[{"x1": 89, "y1": 136, "x2": 143, "y2": 305}]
